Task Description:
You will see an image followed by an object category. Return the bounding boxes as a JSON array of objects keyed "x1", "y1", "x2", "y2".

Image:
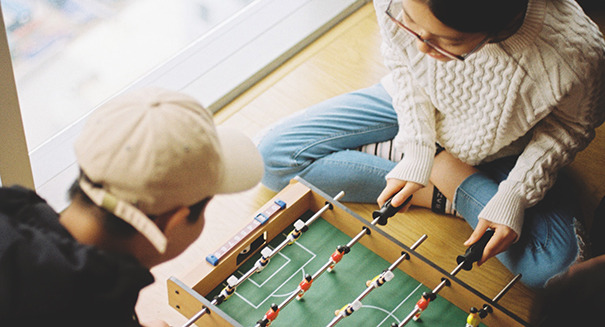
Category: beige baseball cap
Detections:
[{"x1": 74, "y1": 87, "x2": 263, "y2": 253}]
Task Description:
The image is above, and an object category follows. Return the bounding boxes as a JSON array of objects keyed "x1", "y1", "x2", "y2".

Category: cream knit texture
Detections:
[{"x1": 374, "y1": 0, "x2": 605, "y2": 237}]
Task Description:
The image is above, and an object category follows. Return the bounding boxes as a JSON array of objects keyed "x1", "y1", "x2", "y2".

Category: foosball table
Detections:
[{"x1": 167, "y1": 178, "x2": 540, "y2": 326}]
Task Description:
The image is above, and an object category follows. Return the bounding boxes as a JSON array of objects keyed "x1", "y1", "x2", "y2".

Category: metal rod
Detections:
[
  {"x1": 370, "y1": 217, "x2": 381, "y2": 226},
  {"x1": 235, "y1": 265, "x2": 259, "y2": 287},
  {"x1": 182, "y1": 297, "x2": 219, "y2": 327},
  {"x1": 409, "y1": 234, "x2": 428, "y2": 251},
  {"x1": 357, "y1": 235, "x2": 428, "y2": 302},
  {"x1": 430, "y1": 261, "x2": 465, "y2": 296},
  {"x1": 430, "y1": 279, "x2": 449, "y2": 295},
  {"x1": 328, "y1": 235, "x2": 428, "y2": 327},
  {"x1": 312, "y1": 260, "x2": 334, "y2": 280},
  {"x1": 256, "y1": 190, "x2": 346, "y2": 270},
  {"x1": 346, "y1": 228, "x2": 368, "y2": 248},
  {"x1": 342, "y1": 209, "x2": 386, "y2": 249},
  {"x1": 270, "y1": 191, "x2": 346, "y2": 261},
  {"x1": 398, "y1": 260, "x2": 466, "y2": 326},
  {"x1": 273, "y1": 200, "x2": 378, "y2": 324},
  {"x1": 492, "y1": 273, "x2": 522, "y2": 303},
  {"x1": 267, "y1": 239, "x2": 289, "y2": 259},
  {"x1": 183, "y1": 191, "x2": 345, "y2": 327},
  {"x1": 236, "y1": 190, "x2": 347, "y2": 289},
  {"x1": 387, "y1": 234, "x2": 428, "y2": 271},
  {"x1": 182, "y1": 307, "x2": 209, "y2": 327},
  {"x1": 399, "y1": 307, "x2": 420, "y2": 326},
  {"x1": 305, "y1": 191, "x2": 345, "y2": 226},
  {"x1": 326, "y1": 314, "x2": 345, "y2": 327},
  {"x1": 277, "y1": 290, "x2": 300, "y2": 311},
  {"x1": 449, "y1": 261, "x2": 466, "y2": 278},
  {"x1": 261, "y1": 253, "x2": 341, "y2": 327}
]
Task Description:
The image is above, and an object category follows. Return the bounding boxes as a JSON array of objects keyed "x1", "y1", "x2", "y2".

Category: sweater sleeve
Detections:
[
  {"x1": 375, "y1": 0, "x2": 436, "y2": 186},
  {"x1": 479, "y1": 68, "x2": 605, "y2": 238}
]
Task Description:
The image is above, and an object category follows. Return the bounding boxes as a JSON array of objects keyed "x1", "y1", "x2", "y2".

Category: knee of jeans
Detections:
[
  {"x1": 506, "y1": 225, "x2": 580, "y2": 288},
  {"x1": 259, "y1": 159, "x2": 301, "y2": 192},
  {"x1": 523, "y1": 248, "x2": 578, "y2": 289},
  {"x1": 257, "y1": 135, "x2": 306, "y2": 192}
]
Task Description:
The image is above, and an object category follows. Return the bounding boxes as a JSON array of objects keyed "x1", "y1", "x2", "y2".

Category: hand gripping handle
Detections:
[
  {"x1": 372, "y1": 195, "x2": 412, "y2": 226},
  {"x1": 456, "y1": 229, "x2": 494, "y2": 271}
]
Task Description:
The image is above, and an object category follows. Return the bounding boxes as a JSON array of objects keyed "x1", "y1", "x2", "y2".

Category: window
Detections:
[
  {"x1": 3, "y1": 0, "x2": 257, "y2": 150},
  {"x1": 0, "y1": 0, "x2": 366, "y2": 210}
]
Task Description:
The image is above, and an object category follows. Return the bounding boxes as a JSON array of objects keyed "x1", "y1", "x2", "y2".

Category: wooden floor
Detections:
[{"x1": 134, "y1": 2, "x2": 605, "y2": 326}]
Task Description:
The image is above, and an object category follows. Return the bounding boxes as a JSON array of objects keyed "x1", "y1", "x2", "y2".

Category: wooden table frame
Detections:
[{"x1": 167, "y1": 178, "x2": 534, "y2": 326}]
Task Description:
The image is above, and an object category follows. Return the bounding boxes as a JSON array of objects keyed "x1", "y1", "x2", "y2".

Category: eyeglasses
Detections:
[{"x1": 385, "y1": 0, "x2": 489, "y2": 61}]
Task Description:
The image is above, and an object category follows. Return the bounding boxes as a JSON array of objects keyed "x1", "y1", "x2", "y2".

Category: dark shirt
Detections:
[{"x1": 0, "y1": 186, "x2": 154, "y2": 326}]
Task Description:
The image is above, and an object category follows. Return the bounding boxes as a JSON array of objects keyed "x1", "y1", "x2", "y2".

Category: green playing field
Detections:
[{"x1": 207, "y1": 212, "x2": 486, "y2": 327}]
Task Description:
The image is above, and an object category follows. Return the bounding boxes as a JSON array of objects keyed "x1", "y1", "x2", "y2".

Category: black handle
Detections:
[
  {"x1": 372, "y1": 195, "x2": 412, "y2": 226},
  {"x1": 456, "y1": 229, "x2": 494, "y2": 271}
]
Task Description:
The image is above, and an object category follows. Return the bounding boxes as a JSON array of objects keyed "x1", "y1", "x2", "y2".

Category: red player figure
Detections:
[
  {"x1": 327, "y1": 246, "x2": 346, "y2": 272},
  {"x1": 413, "y1": 292, "x2": 434, "y2": 321},
  {"x1": 296, "y1": 274, "x2": 313, "y2": 300},
  {"x1": 263, "y1": 303, "x2": 279, "y2": 326}
]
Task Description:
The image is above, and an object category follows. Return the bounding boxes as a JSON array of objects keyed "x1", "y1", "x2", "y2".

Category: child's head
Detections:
[
  {"x1": 421, "y1": 0, "x2": 528, "y2": 35},
  {"x1": 386, "y1": 0, "x2": 528, "y2": 61},
  {"x1": 71, "y1": 87, "x2": 263, "y2": 263}
]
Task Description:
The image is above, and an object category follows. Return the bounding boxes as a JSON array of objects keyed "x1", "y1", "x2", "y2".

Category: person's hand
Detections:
[
  {"x1": 377, "y1": 178, "x2": 423, "y2": 209},
  {"x1": 464, "y1": 218, "x2": 517, "y2": 266},
  {"x1": 141, "y1": 320, "x2": 171, "y2": 327}
]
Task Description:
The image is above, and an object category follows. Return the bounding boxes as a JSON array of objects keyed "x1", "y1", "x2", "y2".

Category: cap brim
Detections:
[{"x1": 215, "y1": 127, "x2": 264, "y2": 194}]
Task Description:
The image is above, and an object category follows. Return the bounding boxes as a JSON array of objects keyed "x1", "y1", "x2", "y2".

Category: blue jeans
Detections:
[{"x1": 257, "y1": 83, "x2": 581, "y2": 288}]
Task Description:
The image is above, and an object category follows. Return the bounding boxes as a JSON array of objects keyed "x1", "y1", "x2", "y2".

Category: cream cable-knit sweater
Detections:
[{"x1": 375, "y1": 0, "x2": 605, "y2": 237}]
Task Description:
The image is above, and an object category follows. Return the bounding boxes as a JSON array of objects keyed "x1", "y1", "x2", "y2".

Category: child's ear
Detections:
[{"x1": 156, "y1": 207, "x2": 190, "y2": 233}]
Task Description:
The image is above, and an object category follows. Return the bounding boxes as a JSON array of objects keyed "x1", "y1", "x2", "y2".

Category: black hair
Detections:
[
  {"x1": 186, "y1": 197, "x2": 211, "y2": 223},
  {"x1": 68, "y1": 173, "x2": 210, "y2": 238},
  {"x1": 423, "y1": 0, "x2": 528, "y2": 35},
  {"x1": 68, "y1": 177, "x2": 137, "y2": 237}
]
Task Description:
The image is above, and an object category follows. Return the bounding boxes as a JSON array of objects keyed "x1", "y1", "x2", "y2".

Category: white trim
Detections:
[
  {"x1": 125, "y1": 0, "x2": 366, "y2": 111},
  {"x1": 79, "y1": 178, "x2": 168, "y2": 253}
]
